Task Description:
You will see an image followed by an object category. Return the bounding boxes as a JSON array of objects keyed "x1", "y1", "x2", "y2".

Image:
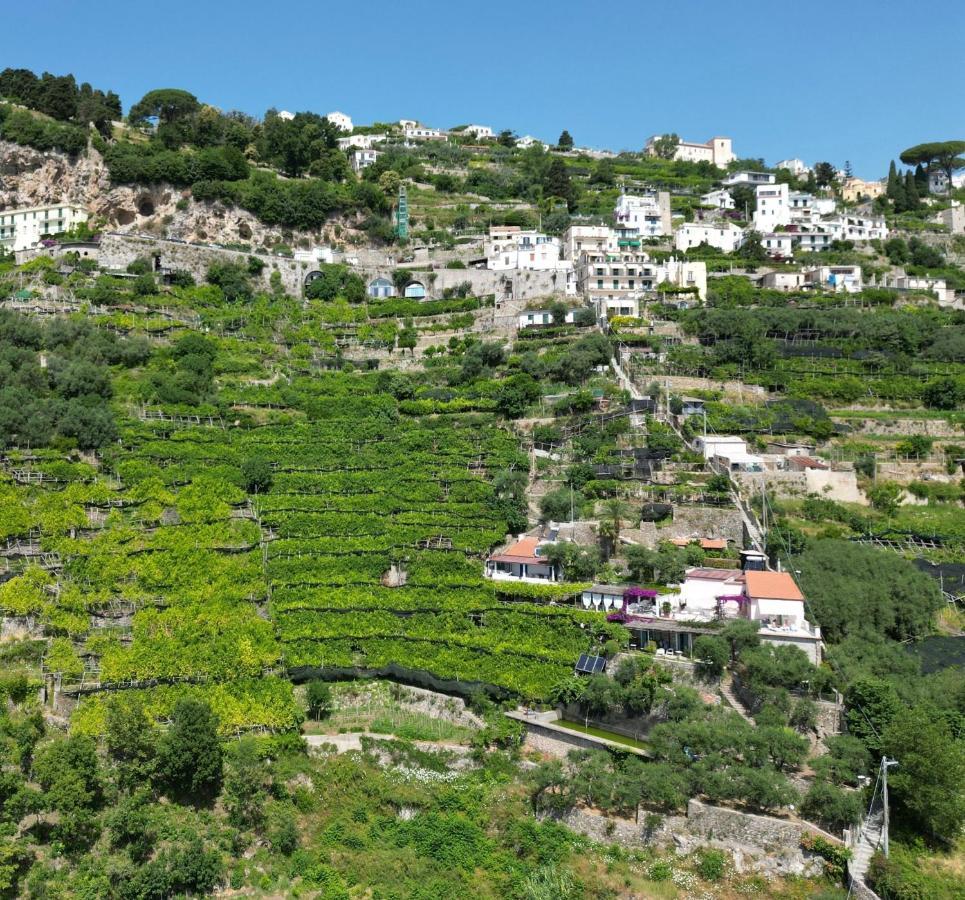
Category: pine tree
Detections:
[{"x1": 904, "y1": 171, "x2": 920, "y2": 210}]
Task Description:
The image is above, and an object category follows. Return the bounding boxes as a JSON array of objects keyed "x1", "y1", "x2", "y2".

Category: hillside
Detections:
[{"x1": 0, "y1": 67, "x2": 962, "y2": 900}]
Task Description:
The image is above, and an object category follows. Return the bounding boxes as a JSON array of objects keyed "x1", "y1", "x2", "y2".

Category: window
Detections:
[
  {"x1": 597, "y1": 279, "x2": 604, "y2": 289},
  {"x1": 628, "y1": 279, "x2": 635, "y2": 289}
]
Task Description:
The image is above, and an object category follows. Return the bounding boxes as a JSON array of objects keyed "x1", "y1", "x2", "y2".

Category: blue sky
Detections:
[{"x1": 5, "y1": 0, "x2": 964, "y2": 178}]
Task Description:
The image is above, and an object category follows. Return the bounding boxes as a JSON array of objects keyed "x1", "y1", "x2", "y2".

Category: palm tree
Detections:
[{"x1": 598, "y1": 498, "x2": 632, "y2": 558}]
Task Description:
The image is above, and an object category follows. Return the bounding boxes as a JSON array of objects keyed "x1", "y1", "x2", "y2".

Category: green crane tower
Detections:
[{"x1": 395, "y1": 185, "x2": 409, "y2": 240}]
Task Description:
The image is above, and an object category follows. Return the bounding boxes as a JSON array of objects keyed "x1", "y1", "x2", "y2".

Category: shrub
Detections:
[{"x1": 697, "y1": 848, "x2": 726, "y2": 881}]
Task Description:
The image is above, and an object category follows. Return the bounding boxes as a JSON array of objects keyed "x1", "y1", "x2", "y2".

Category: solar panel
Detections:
[{"x1": 574, "y1": 654, "x2": 607, "y2": 675}]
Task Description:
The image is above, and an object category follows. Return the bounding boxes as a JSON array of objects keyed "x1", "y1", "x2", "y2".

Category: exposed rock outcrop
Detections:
[{"x1": 0, "y1": 140, "x2": 348, "y2": 249}]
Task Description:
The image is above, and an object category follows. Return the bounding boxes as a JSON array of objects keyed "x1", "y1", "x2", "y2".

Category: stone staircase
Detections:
[
  {"x1": 848, "y1": 809, "x2": 885, "y2": 896},
  {"x1": 719, "y1": 676, "x2": 756, "y2": 724}
]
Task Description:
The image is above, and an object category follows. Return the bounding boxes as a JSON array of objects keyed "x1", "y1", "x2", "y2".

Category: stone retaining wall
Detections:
[{"x1": 554, "y1": 799, "x2": 844, "y2": 878}]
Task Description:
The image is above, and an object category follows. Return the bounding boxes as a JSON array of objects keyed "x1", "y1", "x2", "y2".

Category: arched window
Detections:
[
  {"x1": 368, "y1": 277, "x2": 394, "y2": 298},
  {"x1": 403, "y1": 281, "x2": 426, "y2": 299}
]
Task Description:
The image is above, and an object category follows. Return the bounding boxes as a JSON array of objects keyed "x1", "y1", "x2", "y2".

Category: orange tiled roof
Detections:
[{"x1": 744, "y1": 570, "x2": 804, "y2": 601}]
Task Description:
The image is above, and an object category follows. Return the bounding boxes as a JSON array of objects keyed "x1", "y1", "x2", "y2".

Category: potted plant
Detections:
[{"x1": 661, "y1": 601, "x2": 672, "y2": 618}]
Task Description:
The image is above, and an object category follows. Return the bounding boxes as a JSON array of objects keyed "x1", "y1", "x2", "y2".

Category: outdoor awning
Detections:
[{"x1": 755, "y1": 598, "x2": 801, "y2": 617}]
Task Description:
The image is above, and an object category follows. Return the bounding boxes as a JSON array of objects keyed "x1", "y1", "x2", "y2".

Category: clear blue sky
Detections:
[{"x1": 5, "y1": 0, "x2": 964, "y2": 178}]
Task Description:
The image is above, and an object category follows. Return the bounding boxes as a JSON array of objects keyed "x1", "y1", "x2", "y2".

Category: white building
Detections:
[
  {"x1": 350, "y1": 149, "x2": 379, "y2": 174},
  {"x1": 614, "y1": 190, "x2": 672, "y2": 240},
  {"x1": 928, "y1": 170, "x2": 950, "y2": 195},
  {"x1": 337, "y1": 133, "x2": 386, "y2": 151},
  {"x1": 517, "y1": 135, "x2": 549, "y2": 150},
  {"x1": 674, "y1": 221, "x2": 744, "y2": 254},
  {"x1": 277, "y1": 110, "x2": 295, "y2": 121},
  {"x1": 761, "y1": 232, "x2": 794, "y2": 259},
  {"x1": 624, "y1": 567, "x2": 821, "y2": 663},
  {"x1": 793, "y1": 229, "x2": 834, "y2": 253},
  {"x1": 485, "y1": 536, "x2": 558, "y2": 582},
  {"x1": 325, "y1": 111, "x2": 353, "y2": 132},
  {"x1": 645, "y1": 135, "x2": 735, "y2": 168},
  {"x1": 0, "y1": 204, "x2": 89, "y2": 253},
  {"x1": 486, "y1": 226, "x2": 563, "y2": 271},
  {"x1": 464, "y1": 124, "x2": 494, "y2": 140},
  {"x1": 723, "y1": 171, "x2": 775, "y2": 187},
  {"x1": 518, "y1": 308, "x2": 576, "y2": 328},
  {"x1": 294, "y1": 246, "x2": 336, "y2": 265},
  {"x1": 761, "y1": 271, "x2": 805, "y2": 292},
  {"x1": 562, "y1": 224, "x2": 613, "y2": 260},
  {"x1": 754, "y1": 183, "x2": 791, "y2": 232},
  {"x1": 403, "y1": 123, "x2": 446, "y2": 141},
  {"x1": 700, "y1": 189, "x2": 736, "y2": 210},
  {"x1": 805, "y1": 265, "x2": 863, "y2": 293},
  {"x1": 935, "y1": 202, "x2": 965, "y2": 234},
  {"x1": 881, "y1": 272, "x2": 957, "y2": 306},
  {"x1": 693, "y1": 434, "x2": 764, "y2": 472},
  {"x1": 775, "y1": 158, "x2": 811, "y2": 177},
  {"x1": 575, "y1": 246, "x2": 706, "y2": 317},
  {"x1": 821, "y1": 212, "x2": 887, "y2": 242}
]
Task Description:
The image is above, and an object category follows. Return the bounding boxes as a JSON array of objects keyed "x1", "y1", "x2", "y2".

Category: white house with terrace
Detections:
[
  {"x1": 611, "y1": 567, "x2": 822, "y2": 662},
  {"x1": 674, "y1": 221, "x2": 744, "y2": 254}
]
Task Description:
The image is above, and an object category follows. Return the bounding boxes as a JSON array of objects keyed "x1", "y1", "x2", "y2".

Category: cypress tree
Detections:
[
  {"x1": 914, "y1": 163, "x2": 928, "y2": 194},
  {"x1": 886, "y1": 160, "x2": 900, "y2": 201},
  {"x1": 904, "y1": 171, "x2": 920, "y2": 210}
]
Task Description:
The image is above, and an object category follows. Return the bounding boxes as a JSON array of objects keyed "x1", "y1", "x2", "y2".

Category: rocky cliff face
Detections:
[{"x1": 0, "y1": 140, "x2": 348, "y2": 249}]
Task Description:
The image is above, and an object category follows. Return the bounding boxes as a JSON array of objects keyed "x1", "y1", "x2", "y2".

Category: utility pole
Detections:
[{"x1": 882, "y1": 757, "x2": 899, "y2": 857}]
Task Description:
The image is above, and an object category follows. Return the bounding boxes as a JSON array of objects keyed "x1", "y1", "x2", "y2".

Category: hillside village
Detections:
[{"x1": 0, "y1": 68, "x2": 962, "y2": 900}]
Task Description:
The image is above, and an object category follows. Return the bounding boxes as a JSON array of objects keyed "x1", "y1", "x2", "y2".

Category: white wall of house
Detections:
[
  {"x1": 325, "y1": 111, "x2": 353, "y2": 132},
  {"x1": 464, "y1": 124, "x2": 494, "y2": 139},
  {"x1": 700, "y1": 189, "x2": 736, "y2": 210},
  {"x1": 775, "y1": 158, "x2": 810, "y2": 176},
  {"x1": 761, "y1": 232, "x2": 794, "y2": 259},
  {"x1": 754, "y1": 183, "x2": 791, "y2": 232},
  {"x1": 0, "y1": 204, "x2": 88, "y2": 252},
  {"x1": 674, "y1": 221, "x2": 744, "y2": 253},
  {"x1": 614, "y1": 191, "x2": 672, "y2": 238},
  {"x1": 646, "y1": 135, "x2": 735, "y2": 167}
]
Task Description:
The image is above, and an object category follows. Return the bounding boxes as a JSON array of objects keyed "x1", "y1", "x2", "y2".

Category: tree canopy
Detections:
[{"x1": 900, "y1": 140, "x2": 965, "y2": 180}]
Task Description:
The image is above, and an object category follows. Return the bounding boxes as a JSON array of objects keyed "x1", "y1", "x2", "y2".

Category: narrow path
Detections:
[
  {"x1": 849, "y1": 809, "x2": 884, "y2": 885},
  {"x1": 719, "y1": 675, "x2": 756, "y2": 725}
]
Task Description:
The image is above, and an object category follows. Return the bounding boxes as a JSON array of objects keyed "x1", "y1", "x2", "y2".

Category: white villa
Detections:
[
  {"x1": 674, "y1": 221, "x2": 744, "y2": 254},
  {"x1": 0, "y1": 203, "x2": 89, "y2": 253},
  {"x1": 485, "y1": 536, "x2": 558, "y2": 582},
  {"x1": 645, "y1": 135, "x2": 735, "y2": 168},
  {"x1": 325, "y1": 111, "x2": 353, "y2": 132},
  {"x1": 612, "y1": 567, "x2": 822, "y2": 663}
]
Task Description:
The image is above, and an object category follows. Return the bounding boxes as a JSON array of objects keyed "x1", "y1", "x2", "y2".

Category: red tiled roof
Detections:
[
  {"x1": 489, "y1": 536, "x2": 547, "y2": 564},
  {"x1": 670, "y1": 537, "x2": 728, "y2": 550},
  {"x1": 745, "y1": 570, "x2": 804, "y2": 601},
  {"x1": 788, "y1": 456, "x2": 828, "y2": 470}
]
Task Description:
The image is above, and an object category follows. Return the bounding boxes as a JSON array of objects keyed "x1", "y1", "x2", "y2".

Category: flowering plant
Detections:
[{"x1": 623, "y1": 587, "x2": 658, "y2": 602}]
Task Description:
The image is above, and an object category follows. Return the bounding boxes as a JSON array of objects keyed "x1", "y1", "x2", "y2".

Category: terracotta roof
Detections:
[
  {"x1": 670, "y1": 537, "x2": 728, "y2": 550},
  {"x1": 788, "y1": 456, "x2": 828, "y2": 470},
  {"x1": 745, "y1": 570, "x2": 804, "y2": 601},
  {"x1": 490, "y1": 536, "x2": 546, "y2": 564}
]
